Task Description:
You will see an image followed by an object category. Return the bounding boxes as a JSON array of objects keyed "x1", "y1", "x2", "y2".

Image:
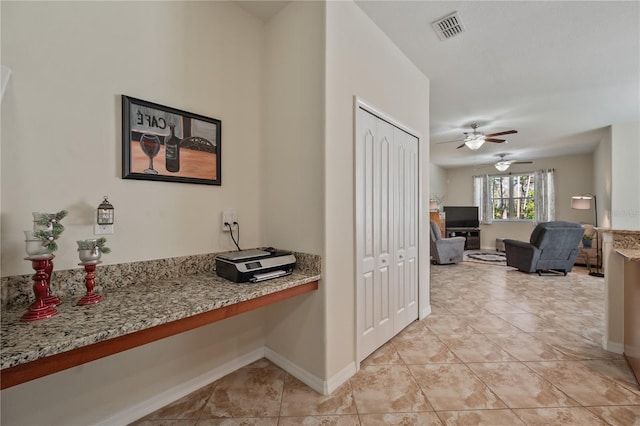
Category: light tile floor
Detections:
[{"x1": 131, "y1": 262, "x2": 640, "y2": 425}]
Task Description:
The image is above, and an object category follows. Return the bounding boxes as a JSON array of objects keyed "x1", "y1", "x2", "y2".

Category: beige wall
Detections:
[
  {"x1": 430, "y1": 163, "x2": 447, "y2": 209},
  {"x1": 1, "y1": 0, "x2": 433, "y2": 422},
  {"x1": 594, "y1": 127, "x2": 613, "y2": 228},
  {"x1": 1, "y1": 2, "x2": 268, "y2": 424},
  {"x1": 602, "y1": 122, "x2": 640, "y2": 352},
  {"x1": 325, "y1": 1, "x2": 430, "y2": 376},
  {"x1": 611, "y1": 122, "x2": 640, "y2": 230},
  {"x1": 444, "y1": 153, "x2": 595, "y2": 248},
  {"x1": 261, "y1": 0, "x2": 326, "y2": 379},
  {"x1": 1, "y1": 1, "x2": 264, "y2": 276}
]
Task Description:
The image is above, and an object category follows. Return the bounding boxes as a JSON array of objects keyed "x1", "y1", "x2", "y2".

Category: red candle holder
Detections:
[
  {"x1": 43, "y1": 257, "x2": 61, "y2": 307},
  {"x1": 77, "y1": 261, "x2": 103, "y2": 306},
  {"x1": 21, "y1": 256, "x2": 58, "y2": 322}
]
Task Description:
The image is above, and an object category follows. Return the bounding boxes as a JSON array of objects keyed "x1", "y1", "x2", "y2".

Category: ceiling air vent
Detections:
[{"x1": 432, "y1": 12, "x2": 465, "y2": 41}]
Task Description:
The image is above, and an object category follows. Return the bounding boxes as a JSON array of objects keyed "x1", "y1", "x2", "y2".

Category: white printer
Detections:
[{"x1": 215, "y1": 248, "x2": 296, "y2": 283}]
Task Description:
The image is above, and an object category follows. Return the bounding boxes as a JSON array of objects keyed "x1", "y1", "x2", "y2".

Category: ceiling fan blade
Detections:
[
  {"x1": 435, "y1": 138, "x2": 464, "y2": 145},
  {"x1": 485, "y1": 138, "x2": 506, "y2": 143},
  {"x1": 512, "y1": 161, "x2": 533, "y2": 164},
  {"x1": 456, "y1": 142, "x2": 467, "y2": 149},
  {"x1": 485, "y1": 130, "x2": 517, "y2": 137}
]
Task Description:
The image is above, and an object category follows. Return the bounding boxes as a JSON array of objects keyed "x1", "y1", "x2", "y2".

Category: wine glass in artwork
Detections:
[{"x1": 139, "y1": 133, "x2": 161, "y2": 174}]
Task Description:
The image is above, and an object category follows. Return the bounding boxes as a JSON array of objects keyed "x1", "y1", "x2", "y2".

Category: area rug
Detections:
[{"x1": 464, "y1": 250, "x2": 507, "y2": 266}]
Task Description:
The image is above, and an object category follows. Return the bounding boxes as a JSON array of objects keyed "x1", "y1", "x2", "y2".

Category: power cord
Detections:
[
  {"x1": 225, "y1": 221, "x2": 241, "y2": 251},
  {"x1": 234, "y1": 221, "x2": 240, "y2": 247}
]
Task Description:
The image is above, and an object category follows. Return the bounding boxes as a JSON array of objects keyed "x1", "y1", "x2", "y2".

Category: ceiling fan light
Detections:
[
  {"x1": 495, "y1": 160, "x2": 510, "y2": 171},
  {"x1": 465, "y1": 138, "x2": 485, "y2": 150}
]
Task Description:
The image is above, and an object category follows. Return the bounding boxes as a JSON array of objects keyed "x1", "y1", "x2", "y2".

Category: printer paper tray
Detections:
[{"x1": 249, "y1": 270, "x2": 292, "y2": 283}]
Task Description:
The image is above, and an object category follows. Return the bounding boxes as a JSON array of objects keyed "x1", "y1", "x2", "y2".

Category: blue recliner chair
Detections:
[{"x1": 504, "y1": 221, "x2": 584, "y2": 275}]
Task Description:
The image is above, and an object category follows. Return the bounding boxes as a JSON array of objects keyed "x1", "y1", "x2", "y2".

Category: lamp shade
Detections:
[{"x1": 571, "y1": 195, "x2": 592, "y2": 210}]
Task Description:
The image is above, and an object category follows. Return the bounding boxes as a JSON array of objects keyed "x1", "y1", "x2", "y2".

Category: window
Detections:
[
  {"x1": 489, "y1": 173, "x2": 535, "y2": 220},
  {"x1": 474, "y1": 169, "x2": 553, "y2": 225}
]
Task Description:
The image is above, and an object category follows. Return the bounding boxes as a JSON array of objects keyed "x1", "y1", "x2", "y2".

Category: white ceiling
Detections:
[
  {"x1": 239, "y1": 1, "x2": 640, "y2": 169},
  {"x1": 356, "y1": 1, "x2": 640, "y2": 168}
]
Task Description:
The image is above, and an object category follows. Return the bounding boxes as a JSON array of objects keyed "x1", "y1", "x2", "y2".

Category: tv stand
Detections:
[{"x1": 446, "y1": 227, "x2": 481, "y2": 250}]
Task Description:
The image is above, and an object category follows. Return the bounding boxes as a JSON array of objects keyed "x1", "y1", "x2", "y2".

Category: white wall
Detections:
[
  {"x1": 611, "y1": 122, "x2": 640, "y2": 230},
  {"x1": 325, "y1": 1, "x2": 430, "y2": 377},
  {"x1": 444, "y1": 153, "x2": 595, "y2": 248},
  {"x1": 1, "y1": 2, "x2": 269, "y2": 424},
  {"x1": 261, "y1": 1, "x2": 326, "y2": 380}
]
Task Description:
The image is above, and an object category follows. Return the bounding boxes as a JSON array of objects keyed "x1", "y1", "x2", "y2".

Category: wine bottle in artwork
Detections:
[{"x1": 165, "y1": 124, "x2": 181, "y2": 172}]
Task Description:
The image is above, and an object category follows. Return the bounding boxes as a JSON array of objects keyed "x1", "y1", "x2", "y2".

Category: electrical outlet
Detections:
[
  {"x1": 94, "y1": 224, "x2": 114, "y2": 235},
  {"x1": 222, "y1": 210, "x2": 238, "y2": 232}
]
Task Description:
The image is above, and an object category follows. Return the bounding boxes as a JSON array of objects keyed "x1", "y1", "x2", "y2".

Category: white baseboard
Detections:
[
  {"x1": 264, "y1": 347, "x2": 356, "y2": 395},
  {"x1": 602, "y1": 338, "x2": 624, "y2": 354},
  {"x1": 325, "y1": 360, "x2": 357, "y2": 394},
  {"x1": 97, "y1": 346, "x2": 360, "y2": 424},
  {"x1": 420, "y1": 304, "x2": 432, "y2": 320},
  {"x1": 96, "y1": 347, "x2": 265, "y2": 426},
  {"x1": 264, "y1": 347, "x2": 325, "y2": 394}
]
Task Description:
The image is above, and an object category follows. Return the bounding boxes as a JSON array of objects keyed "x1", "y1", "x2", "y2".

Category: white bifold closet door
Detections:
[{"x1": 356, "y1": 106, "x2": 419, "y2": 362}]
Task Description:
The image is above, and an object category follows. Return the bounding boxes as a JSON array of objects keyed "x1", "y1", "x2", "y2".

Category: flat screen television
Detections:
[{"x1": 443, "y1": 206, "x2": 479, "y2": 228}]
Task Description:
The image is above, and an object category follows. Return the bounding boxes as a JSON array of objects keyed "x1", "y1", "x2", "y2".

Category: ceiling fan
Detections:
[
  {"x1": 493, "y1": 154, "x2": 532, "y2": 171},
  {"x1": 447, "y1": 123, "x2": 518, "y2": 150}
]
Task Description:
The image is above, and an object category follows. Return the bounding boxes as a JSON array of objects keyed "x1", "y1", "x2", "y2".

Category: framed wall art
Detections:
[{"x1": 122, "y1": 95, "x2": 221, "y2": 185}]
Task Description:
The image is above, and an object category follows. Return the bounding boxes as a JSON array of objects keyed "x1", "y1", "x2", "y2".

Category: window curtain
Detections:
[
  {"x1": 473, "y1": 175, "x2": 493, "y2": 225},
  {"x1": 534, "y1": 168, "x2": 555, "y2": 223}
]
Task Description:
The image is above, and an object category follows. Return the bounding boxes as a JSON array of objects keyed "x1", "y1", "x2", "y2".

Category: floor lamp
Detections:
[{"x1": 571, "y1": 193, "x2": 604, "y2": 277}]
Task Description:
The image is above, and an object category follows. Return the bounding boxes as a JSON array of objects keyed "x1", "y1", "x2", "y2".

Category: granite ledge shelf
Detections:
[
  {"x1": 1, "y1": 251, "x2": 321, "y2": 372},
  {"x1": 2, "y1": 250, "x2": 321, "y2": 308},
  {"x1": 616, "y1": 248, "x2": 640, "y2": 261}
]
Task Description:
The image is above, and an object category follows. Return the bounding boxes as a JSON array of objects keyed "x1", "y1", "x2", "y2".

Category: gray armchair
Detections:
[
  {"x1": 504, "y1": 221, "x2": 584, "y2": 275},
  {"x1": 430, "y1": 220, "x2": 465, "y2": 264}
]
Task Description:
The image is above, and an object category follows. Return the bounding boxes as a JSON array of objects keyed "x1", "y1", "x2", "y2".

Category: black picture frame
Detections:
[{"x1": 122, "y1": 95, "x2": 221, "y2": 185}]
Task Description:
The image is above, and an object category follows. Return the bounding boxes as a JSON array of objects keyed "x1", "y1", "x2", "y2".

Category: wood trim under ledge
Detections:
[{"x1": 0, "y1": 280, "x2": 318, "y2": 390}]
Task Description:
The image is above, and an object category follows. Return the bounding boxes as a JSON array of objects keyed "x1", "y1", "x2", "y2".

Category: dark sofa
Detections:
[{"x1": 504, "y1": 221, "x2": 584, "y2": 275}]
